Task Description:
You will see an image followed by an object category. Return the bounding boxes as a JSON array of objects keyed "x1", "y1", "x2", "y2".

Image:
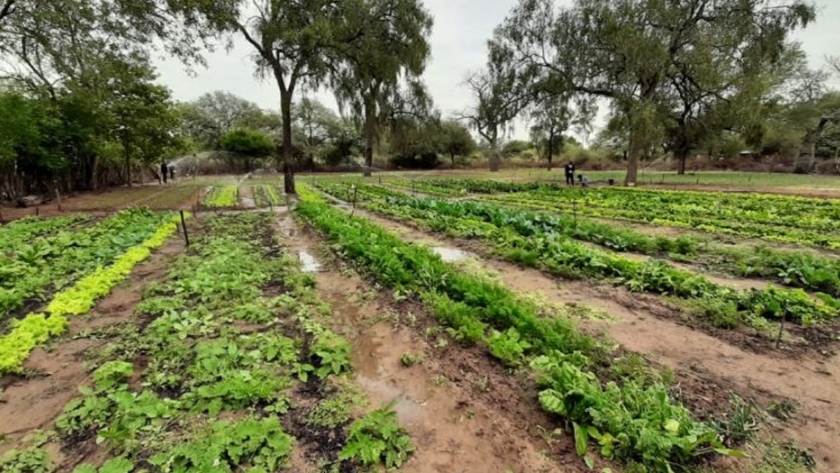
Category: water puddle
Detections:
[
  {"x1": 299, "y1": 250, "x2": 322, "y2": 273},
  {"x1": 355, "y1": 374, "x2": 423, "y2": 424},
  {"x1": 432, "y1": 246, "x2": 471, "y2": 262}
]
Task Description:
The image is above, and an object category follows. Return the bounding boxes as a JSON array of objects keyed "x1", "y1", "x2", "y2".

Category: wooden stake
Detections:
[
  {"x1": 775, "y1": 303, "x2": 788, "y2": 350},
  {"x1": 180, "y1": 210, "x2": 190, "y2": 247}
]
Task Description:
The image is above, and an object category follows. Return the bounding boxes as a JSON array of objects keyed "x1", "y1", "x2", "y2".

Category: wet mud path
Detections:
[
  {"x1": 277, "y1": 212, "x2": 592, "y2": 473},
  {"x1": 321, "y1": 202, "x2": 840, "y2": 472}
]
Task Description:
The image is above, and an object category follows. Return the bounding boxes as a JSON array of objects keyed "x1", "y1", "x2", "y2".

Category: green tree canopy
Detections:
[
  {"x1": 220, "y1": 128, "x2": 275, "y2": 172},
  {"x1": 439, "y1": 120, "x2": 476, "y2": 167},
  {"x1": 332, "y1": 0, "x2": 433, "y2": 177},
  {"x1": 492, "y1": 0, "x2": 815, "y2": 183}
]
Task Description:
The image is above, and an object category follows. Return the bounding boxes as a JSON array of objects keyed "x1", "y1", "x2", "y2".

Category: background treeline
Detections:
[
  {"x1": 462, "y1": 0, "x2": 840, "y2": 181},
  {"x1": 2, "y1": 0, "x2": 840, "y2": 199}
]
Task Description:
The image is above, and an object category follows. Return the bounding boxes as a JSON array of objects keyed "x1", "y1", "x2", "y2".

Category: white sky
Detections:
[{"x1": 154, "y1": 0, "x2": 840, "y2": 143}]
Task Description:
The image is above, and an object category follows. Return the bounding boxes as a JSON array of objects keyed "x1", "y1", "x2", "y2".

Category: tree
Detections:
[
  {"x1": 0, "y1": 0, "x2": 216, "y2": 89},
  {"x1": 0, "y1": 0, "x2": 15, "y2": 24},
  {"x1": 388, "y1": 115, "x2": 441, "y2": 169},
  {"x1": 529, "y1": 93, "x2": 585, "y2": 170},
  {"x1": 332, "y1": 0, "x2": 433, "y2": 177},
  {"x1": 322, "y1": 117, "x2": 362, "y2": 167},
  {"x1": 220, "y1": 128, "x2": 275, "y2": 171},
  {"x1": 176, "y1": 1, "x2": 370, "y2": 194},
  {"x1": 439, "y1": 120, "x2": 476, "y2": 167},
  {"x1": 459, "y1": 64, "x2": 525, "y2": 172},
  {"x1": 109, "y1": 57, "x2": 181, "y2": 186},
  {"x1": 190, "y1": 92, "x2": 263, "y2": 148},
  {"x1": 493, "y1": 0, "x2": 815, "y2": 183},
  {"x1": 294, "y1": 97, "x2": 342, "y2": 170}
]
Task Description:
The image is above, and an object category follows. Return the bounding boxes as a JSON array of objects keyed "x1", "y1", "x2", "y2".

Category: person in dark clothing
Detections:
[
  {"x1": 564, "y1": 161, "x2": 576, "y2": 185},
  {"x1": 160, "y1": 162, "x2": 168, "y2": 184}
]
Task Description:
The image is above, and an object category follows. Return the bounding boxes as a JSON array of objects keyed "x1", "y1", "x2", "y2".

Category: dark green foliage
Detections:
[
  {"x1": 219, "y1": 128, "x2": 275, "y2": 171},
  {"x1": 0, "y1": 448, "x2": 53, "y2": 473},
  {"x1": 339, "y1": 403, "x2": 415, "y2": 468},
  {"x1": 149, "y1": 417, "x2": 294, "y2": 473},
  {"x1": 319, "y1": 181, "x2": 837, "y2": 325},
  {"x1": 296, "y1": 186, "x2": 729, "y2": 471}
]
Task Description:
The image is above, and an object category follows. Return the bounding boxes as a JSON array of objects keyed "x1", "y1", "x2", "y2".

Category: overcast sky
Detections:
[{"x1": 154, "y1": 0, "x2": 840, "y2": 142}]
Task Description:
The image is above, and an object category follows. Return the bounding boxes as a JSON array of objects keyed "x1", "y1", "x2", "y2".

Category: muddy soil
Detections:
[
  {"x1": 1, "y1": 180, "x2": 218, "y2": 222},
  {"x1": 0, "y1": 237, "x2": 184, "y2": 452},
  {"x1": 277, "y1": 212, "x2": 596, "y2": 473},
  {"x1": 324, "y1": 203, "x2": 840, "y2": 473},
  {"x1": 238, "y1": 184, "x2": 256, "y2": 209}
]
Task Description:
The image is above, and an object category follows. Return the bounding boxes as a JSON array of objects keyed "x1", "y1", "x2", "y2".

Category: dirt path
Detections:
[
  {"x1": 276, "y1": 212, "x2": 599, "y2": 473},
  {"x1": 238, "y1": 184, "x2": 256, "y2": 209},
  {"x1": 324, "y1": 204, "x2": 840, "y2": 472}
]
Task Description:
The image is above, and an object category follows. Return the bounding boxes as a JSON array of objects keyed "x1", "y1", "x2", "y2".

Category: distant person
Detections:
[
  {"x1": 160, "y1": 162, "x2": 168, "y2": 184},
  {"x1": 168, "y1": 164, "x2": 176, "y2": 181},
  {"x1": 565, "y1": 161, "x2": 576, "y2": 186},
  {"x1": 578, "y1": 174, "x2": 591, "y2": 188}
]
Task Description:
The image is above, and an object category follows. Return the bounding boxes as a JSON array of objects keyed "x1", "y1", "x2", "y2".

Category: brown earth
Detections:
[
  {"x1": 0, "y1": 236, "x2": 184, "y2": 463},
  {"x1": 238, "y1": 184, "x2": 256, "y2": 209},
  {"x1": 326, "y1": 203, "x2": 840, "y2": 473},
  {"x1": 277, "y1": 212, "x2": 598, "y2": 473}
]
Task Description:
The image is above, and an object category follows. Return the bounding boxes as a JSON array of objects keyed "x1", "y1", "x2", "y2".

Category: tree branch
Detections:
[{"x1": 0, "y1": 0, "x2": 14, "y2": 23}]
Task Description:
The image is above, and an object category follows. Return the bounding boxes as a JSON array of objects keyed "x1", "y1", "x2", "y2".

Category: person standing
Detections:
[
  {"x1": 564, "y1": 161, "x2": 576, "y2": 186},
  {"x1": 160, "y1": 162, "x2": 168, "y2": 184}
]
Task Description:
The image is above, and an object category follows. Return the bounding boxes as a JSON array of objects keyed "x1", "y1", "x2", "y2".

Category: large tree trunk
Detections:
[
  {"x1": 90, "y1": 155, "x2": 99, "y2": 191},
  {"x1": 625, "y1": 132, "x2": 642, "y2": 185},
  {"x1": 123, "y1": 136, "x2": 132, "y2": 187},
  {"x1": 547, "y1": 133, "x2": 554, "y2": 171},
  {"x1": 489, "y1": 143, "x2": 501, "y2": 172},
  {"x1": 281, "y1": 92, "x2": 296, "y2": 194},
  {"x1": 363, "y1": 97, "x2": 374, "y2": 177},
  {"x1": 677, "y1": 149, "x2": 688, "y2": 175}
]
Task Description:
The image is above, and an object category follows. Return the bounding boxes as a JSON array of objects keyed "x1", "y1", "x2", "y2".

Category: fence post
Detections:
[
  {"x1": 180, "y1": 210, "x2": 190, "y2": 247},
  {"x1": 351, "y1": 185, "x2": 358, "y2": 217}
]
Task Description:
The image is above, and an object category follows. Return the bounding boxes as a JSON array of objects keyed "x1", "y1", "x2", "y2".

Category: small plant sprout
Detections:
[{"x1": 400, "y1": 352, "x2": 425, "y2": 367}]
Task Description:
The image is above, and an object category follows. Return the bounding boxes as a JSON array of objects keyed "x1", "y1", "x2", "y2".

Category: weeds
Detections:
[{"x1": 339, "y1": 402, "x2": 415, "y2": 469}]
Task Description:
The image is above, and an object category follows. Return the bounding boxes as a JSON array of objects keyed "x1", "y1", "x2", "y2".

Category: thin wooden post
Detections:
[
  {"x1": 35, "y1": 207, "x2": 39, "y2": 217},
  {"x1": 775, "y1": 303, "x2": 788, "y2": 349},
  {"x1": 180, "y1": 210, "x2": 190, "y2": 247}
]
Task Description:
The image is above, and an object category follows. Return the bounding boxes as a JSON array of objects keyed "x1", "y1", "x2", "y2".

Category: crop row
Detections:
[
  {"x1": 412, "y1": 178, "x2": 840, "y2": 250},
  {"x1": 315, "y1": 181, "x2": 837, "y2": 330},
  {"x1": 343, "y1": 182, "x2": 840, "y2": 298},
  {"x1": 0, "y1": 214, "x2": 180, "y2": 374},
  {"x1": 1, "y1": 209, "x2": 176, "y2": 322},
  {"x1": 391, "y1": 177, "x2": 548, "y2": 197},
  {"x1": 252, "y1": 185, "x2": 284, "y2": 207},
  {"x1": 425, "y1": 178, "x2": 840, "y2": 232},
  {"x1": 0, "y1": 215, "x2": 93, "y2": 252},
  {"x1": 296, "y1": 184, "x2": 745, "y2": 472},
  {"x1": 485, "y1": 192, "x2": 840, "y2": 251},
  {"x1": 201, "y1": 185, "x2": 238, "y2": 208},
  {"x1": 0, "y1": 212, "x2": 413, "y2": 472}
]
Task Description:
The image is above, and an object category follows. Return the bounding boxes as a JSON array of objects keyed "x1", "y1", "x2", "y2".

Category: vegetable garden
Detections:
[{"x1": 1, "y1": 175, "x2": 838, "y2": 473}]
